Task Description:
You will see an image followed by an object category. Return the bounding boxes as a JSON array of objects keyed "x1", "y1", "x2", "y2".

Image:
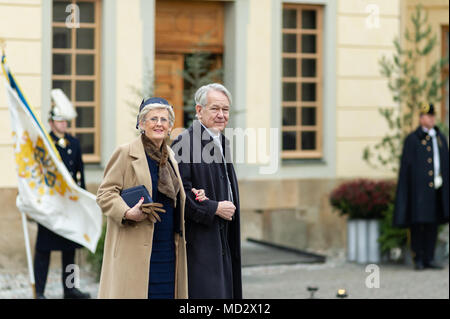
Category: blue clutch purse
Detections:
[{"x1": 120, "y1": 185, "x2": 153, "y2": 207}]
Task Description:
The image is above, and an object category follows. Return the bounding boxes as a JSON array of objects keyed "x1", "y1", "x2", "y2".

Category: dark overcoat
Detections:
[
  {"x1": 171, "y1": 120, "x2": 242, "y2": 299},
  {"x1": 394, "y1": 126, "x2": 449, "y2": 228},
  {"x1": 35, "y1": 132, "x2": 85, "y2": 251}
]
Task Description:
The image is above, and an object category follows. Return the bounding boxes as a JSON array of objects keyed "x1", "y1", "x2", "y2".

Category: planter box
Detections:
[
  {"x1": 347, "y1": 220, "x2": 357, "y2": 262},
  {"x1": 367, "y1": 220, "x2": 380, "y2": 263},
  {"x1": 347, "y1": 219, "x2": 381, "y2": 264}
]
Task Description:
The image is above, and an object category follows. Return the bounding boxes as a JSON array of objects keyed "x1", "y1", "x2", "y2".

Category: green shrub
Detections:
[
  {"x1": 378, "y1": 203, "x2": 408, "y2": 255},
  {"x1": 86, "y1": 221, "x2": 107, "y2": 281}
]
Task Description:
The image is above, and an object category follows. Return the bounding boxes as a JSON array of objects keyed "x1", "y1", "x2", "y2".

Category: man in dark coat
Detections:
[
  {"x1": 394, "y1": 103, "x2": 449, "y2": 270},
  {"x1": 33, "y1": 90, "x2": 91, "y2": 299},
  {"x1": 171, "y1": 83, "x2": 242, "y2": 299}
]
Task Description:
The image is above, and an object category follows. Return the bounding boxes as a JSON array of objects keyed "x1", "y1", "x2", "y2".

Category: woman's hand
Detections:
[
  {"x1": 192, "y1": 188, "x2": 209, "y2": 202},
  {"x1": 124, "y1": 197, "x2": 148, "y2": 222}
]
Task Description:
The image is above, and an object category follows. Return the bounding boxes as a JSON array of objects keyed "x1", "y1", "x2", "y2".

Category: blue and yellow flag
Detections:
[{"x1": 2, "y1": 55, "x2": 102, "y2": 253}]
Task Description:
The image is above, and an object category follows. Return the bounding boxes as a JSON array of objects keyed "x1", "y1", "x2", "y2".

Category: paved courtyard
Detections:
[{"x1": 1, "y1": 244, "x2": 448, "y2": 299}]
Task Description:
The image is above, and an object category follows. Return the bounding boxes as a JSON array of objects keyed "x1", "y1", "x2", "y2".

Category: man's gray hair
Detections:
[{"x1": 194, "y1": 83, "x2": 232, "y2": 107}]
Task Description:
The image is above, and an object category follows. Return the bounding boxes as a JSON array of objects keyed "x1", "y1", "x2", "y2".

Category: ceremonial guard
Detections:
[
  {"x1": 33, "y1": 89, "x2": 91, "y2": 299},
  {"x1": 394, "y1": 103, "x2": 449, "y2": 270}
]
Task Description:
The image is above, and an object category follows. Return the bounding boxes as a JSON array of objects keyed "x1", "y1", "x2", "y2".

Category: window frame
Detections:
[
  {"x1": 281, "y1": 3, "x2": 323, "y2": 159},
  {"x1": 51, "y1": 0, "x2": 102, "y2": 163}
]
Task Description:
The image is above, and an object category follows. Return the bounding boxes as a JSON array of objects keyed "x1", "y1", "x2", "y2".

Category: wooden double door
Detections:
[{"x1": 154, "y1": 0, "x2": 224, "y2": 128}]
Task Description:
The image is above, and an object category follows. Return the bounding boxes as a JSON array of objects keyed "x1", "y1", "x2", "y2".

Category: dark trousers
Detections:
[
  {"x1": 34, "y1": 249, "x2": 76, "y2": 295},
  {"x1": 410, "y1": 224, "x2": 438, "y2": 265}
]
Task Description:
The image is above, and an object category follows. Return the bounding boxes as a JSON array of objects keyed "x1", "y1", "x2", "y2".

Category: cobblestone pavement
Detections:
[
  {"x1": 242, "y1": 256, "x2": 449, "y2": 299},
  {"x1": 1, "y1": 251, "x2": 448, "y2": 299},
  {"x1": 0, "y1": 266, "x2": 99, "y2": 299}
]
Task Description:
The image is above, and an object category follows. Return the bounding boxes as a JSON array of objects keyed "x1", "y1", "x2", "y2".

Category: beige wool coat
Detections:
[{"x1": 96, "y1": 136, "x2": 188, "y2": 299}]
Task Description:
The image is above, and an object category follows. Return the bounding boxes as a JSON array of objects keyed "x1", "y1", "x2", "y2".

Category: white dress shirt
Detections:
[
  {"x1": 423, "y1": 127, "x2": 442, "y2": 189},
  {"x1": 200, "y1": 122, "x2": 234, "y2": 203}
]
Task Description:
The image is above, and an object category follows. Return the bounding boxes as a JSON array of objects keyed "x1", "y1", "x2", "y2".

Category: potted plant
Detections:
[{"x1": 330, "y1": 179, "x2": 396, "y2": 264}]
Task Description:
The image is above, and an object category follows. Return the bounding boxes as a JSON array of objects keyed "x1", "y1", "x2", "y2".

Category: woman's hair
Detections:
[
  {"x1": 137, "y1": 103, "x2": 175, "y2": 130},
  {"x1": 194, "y1": 83, "x2": 233, "y2": 107}
]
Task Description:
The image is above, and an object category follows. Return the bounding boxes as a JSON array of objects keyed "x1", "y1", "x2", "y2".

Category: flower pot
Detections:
[
  {"x1": 347, "y1": 219, "x2": 357, "y2": 262},
  {"x1": 367, "y1": 219, "x2": 380, "y2": 263},
  {"x1": 356, "y1": 219, "x2": 368, "y2": 264}
]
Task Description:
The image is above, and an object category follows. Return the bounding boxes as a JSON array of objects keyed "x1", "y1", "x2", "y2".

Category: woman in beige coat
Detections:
[{"x1": 96, "y1": 97, "x2": 206, "y2": 299}]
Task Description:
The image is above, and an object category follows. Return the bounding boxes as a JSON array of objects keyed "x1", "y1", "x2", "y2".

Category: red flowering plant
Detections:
[{"x1": 330, "y1": 179, "x2": 396, "y2": 219}]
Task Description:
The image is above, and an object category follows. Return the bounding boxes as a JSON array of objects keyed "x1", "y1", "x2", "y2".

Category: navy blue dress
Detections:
[{"x1": 146, "y1": 155, "x2": 176, "y2": 299}]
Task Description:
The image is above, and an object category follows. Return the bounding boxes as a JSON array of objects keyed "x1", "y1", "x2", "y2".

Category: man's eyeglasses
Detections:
[{"x1": 206, "y1": 106, "x2": 230, "y2": 115}]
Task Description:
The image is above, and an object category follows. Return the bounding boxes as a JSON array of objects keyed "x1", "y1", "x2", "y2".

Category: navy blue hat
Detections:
[{"x1": 136, "y1": 97, "x2": 171, "y2": 129}]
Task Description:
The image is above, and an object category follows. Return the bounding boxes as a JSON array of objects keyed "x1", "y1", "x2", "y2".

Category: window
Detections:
[
  {"x1": 52, "y1": 0, "x2": 101, "y2": 162},
  {"x1": 281, "y1": 4, "x2": 323, "y2": 159},
  {"x1": 442, "y1": 25, "x2": 449, "y2": 129}
]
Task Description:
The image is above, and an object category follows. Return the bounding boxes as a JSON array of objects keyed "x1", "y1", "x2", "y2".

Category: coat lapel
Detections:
[
  {"x1": 167, "y1": 146, "x2": 186, "y2": 203},
  {"x1": 194, "y1": 120, "x2": 227, "y2": 163},
  {"x1": 129, "y1": 136, "x2": 153, "y2": 198}
]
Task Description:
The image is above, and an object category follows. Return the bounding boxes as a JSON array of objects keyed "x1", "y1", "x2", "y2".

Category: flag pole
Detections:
[
  {"x1": 2, "y1": 40, "x2": 36, "y2": 299},
  {"x1": 20, "y1": 209, "x2": 36, "y2": 299},
  {"x1": 0, "y1": 38, "x2": 5, "y2": 56}
]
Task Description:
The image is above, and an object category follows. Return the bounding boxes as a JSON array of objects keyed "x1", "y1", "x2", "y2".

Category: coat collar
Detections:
[
  {"x1": 129, "y1": 135, "x2": 145, "y2": 159},
  {"x1": 193, "y1": 120, "x2": 215, "y2": 148},
  {"x1": 414, "y1": 125, "x2": 442, "y2": 139},
  {"x1": 50, "y1": 131, "x2": 69, "y2": 141},
  {"x1": 191, "y1": 120, "x2": 233, "y2": 163},
  {"x1": 129, "y1": 136, "x2": 152, "y2": 197},
  {"x1": 415, "y1": 126, "x2": 427, "y2": 139}
]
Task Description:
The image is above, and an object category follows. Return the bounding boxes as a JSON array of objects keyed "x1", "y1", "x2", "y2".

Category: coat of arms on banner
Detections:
[{"x1": 14, "y1": 131, "x2": 79, "y2": 201}]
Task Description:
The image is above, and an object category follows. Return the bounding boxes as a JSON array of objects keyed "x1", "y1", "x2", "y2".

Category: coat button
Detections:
[
  {"x1": 427, "y1": 146, "x2": 431, "y2": 152},
  {"x1": 429, "y1": 182, "x2": 434, "y2": 188},
  {"x1": 67, "y1": 149, "x2": 72, "y2": 155},
  {"x1": 428, "y1": 158, "x2": 432, "y2": 163},
  {"x1": 428, "y1": 170, "x2": 433, "y2": 176},
  {"x1": 426, "y1": 135, "x2": 430, "y2": 141},
  {"x1": 422, "y1": 140, "x2": 427, "y2": 145}
]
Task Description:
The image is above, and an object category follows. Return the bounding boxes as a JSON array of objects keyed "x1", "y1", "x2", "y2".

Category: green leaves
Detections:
[
  {"x1": 363, "y1": 4, "x2": 449, "y2": 173},
  {"x1": 182, "y1": 49, "x2": 224, "y2": 127},
  {"x1": 377, "y1": 203, "x2": 408, "y2": 254}
]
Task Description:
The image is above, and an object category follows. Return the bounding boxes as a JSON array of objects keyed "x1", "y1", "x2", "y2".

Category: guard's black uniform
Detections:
[
  {"x1": 394, "y1": 125, "x2": 449, "y2": 267},
  {"x1": 33, "y1": 131, "x2": 86, "y2": 296}
]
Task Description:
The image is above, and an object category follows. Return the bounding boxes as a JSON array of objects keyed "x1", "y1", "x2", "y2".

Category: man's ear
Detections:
[{"x1": 195, "y1": 104, "x2": 203, "y2": 119}]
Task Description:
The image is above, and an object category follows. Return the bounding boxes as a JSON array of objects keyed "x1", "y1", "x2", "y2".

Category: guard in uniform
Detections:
[
  {"x1": 33, "y1": 89, "x2": 91, "y2": 299},
  {"x1": 393, "y1": 103, "x2": 449, "y2": 270}
]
